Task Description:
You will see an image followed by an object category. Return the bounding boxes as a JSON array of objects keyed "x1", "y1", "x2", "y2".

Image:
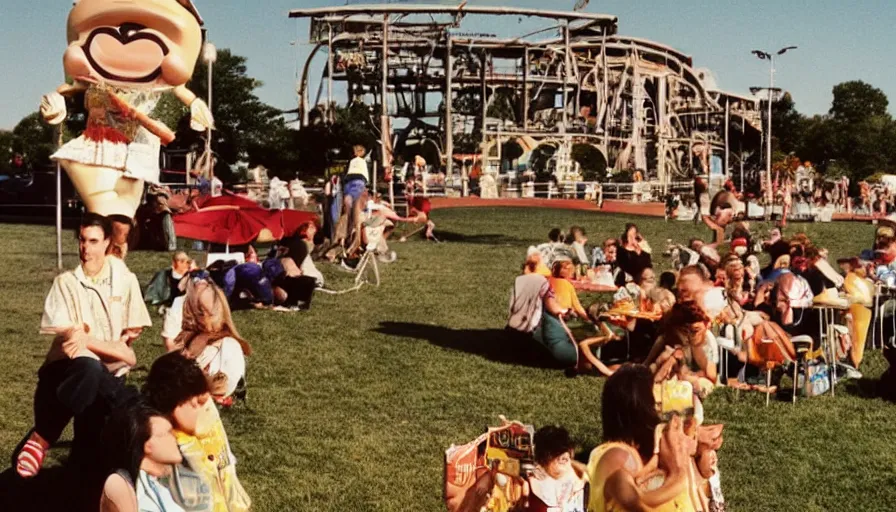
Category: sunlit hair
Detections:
[
  {"x1": 523, "y1": 254, "x2": 541, "y2": 274},
  {"x1": 174, "y1": 275, "x2": 252, "y2": 357},
  {"x1": 679, "y1": 264, "x2": 709, "y2": 282},
  {"x1": 569, "y1": 226, "x2": 586, "y2": 240},
  {"x1": 172, "y1": 251, "x2": 190, "y2": 264},
  {"x1": 661, "y1": 300, "x2": 710, "y2": 348},
  {"x1": 551, "y1": 260, "x2": 573, "y2": 278}
]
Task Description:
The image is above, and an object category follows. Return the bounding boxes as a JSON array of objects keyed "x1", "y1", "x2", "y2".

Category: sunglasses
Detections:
[{"x1": 189, "y1": 269, "x2": 211, "y2": 282}]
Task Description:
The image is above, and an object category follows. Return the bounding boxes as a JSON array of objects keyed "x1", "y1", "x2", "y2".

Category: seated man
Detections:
[
  {"x1": 16, "y1": 214, "x2": 151, "y2": 478},
  {"x1": 144, "y1": 352, "x2": 251, "y2": 511}
]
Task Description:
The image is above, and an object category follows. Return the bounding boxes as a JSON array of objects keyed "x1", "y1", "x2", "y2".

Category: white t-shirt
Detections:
[
  {"x1": 196, "y1": 337, "x2": 246, "y2": 398},
  {"x1": 300, "y1": 255, "x2": 324, "y2": 287},
  {"x1": 702, "y1": 287, "x2": 727, "y2": 322},
  {"x1": 210, "y1": 177, "x2": 223, "y2": 197},
  {"x1": 161, "y1": 296, "x2": 185, "y2": 341},
  {"x1": 347, "y1": 156, "x2": 370, "y2": 182}
]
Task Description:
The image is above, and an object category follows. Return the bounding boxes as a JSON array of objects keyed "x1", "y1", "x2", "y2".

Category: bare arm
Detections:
[
  {"x1": 601, "y1": 450, "x2": 688, "y2": 511},
  {"x1": 56, "y1": 81, "x2": 88, "y2": 96},
  {"x1": 87, "y1": 338, "x2": 137, "y2": 367},
  {"x1": 173, "y1": 85, "x2": 198, "y2": 106},
  {"x1": 99, "y1": 473, "x2": 138, "y2": 512},
  {"x1": 544, "y1": 295, "x2": 565, "y2": 316}
]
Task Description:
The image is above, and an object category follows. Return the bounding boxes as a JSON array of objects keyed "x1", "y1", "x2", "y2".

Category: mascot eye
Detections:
[{"x1": 119, "y1": 23, "x2": 147, "y2": 39}]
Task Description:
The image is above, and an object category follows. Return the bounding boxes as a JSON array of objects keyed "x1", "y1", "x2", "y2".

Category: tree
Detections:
[
  {"x1": 0, "y1": 131, "x2": 14, "y2": 174},
  {"x1": 771, "y1": 93, "x2": 805, "y2": 156},
  {"x1": 171, "y1": 49, "x2": 293, "y2": 183},
  {"x1": 12, "y1": 113, "x2": 57, "y2": 171},
  {"x1": 829, "y1": 81, "x2": 889, "y2": 123},
  {"x1": 571, "y1": 143, "x2": 607, "y2": 181}
]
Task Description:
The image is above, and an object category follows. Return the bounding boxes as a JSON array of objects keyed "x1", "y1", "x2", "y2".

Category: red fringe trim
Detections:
[{"x1": 83, "y1": 126, "x2": 132, "y2": 144}]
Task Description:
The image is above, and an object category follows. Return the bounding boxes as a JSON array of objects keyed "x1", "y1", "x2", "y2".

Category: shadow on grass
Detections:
[
  {"x1": 841, "y1": 377, "x2": 880, "y2": 399},
  {"x1": 429, "y1": 231, "x2": 530, "y2": 245},
  {"x1": 373, "y1": 321, "x2": 561, "y2": 369},
  {"x1": 0, "y1": 464, "x2": 99, "y2": 512}
]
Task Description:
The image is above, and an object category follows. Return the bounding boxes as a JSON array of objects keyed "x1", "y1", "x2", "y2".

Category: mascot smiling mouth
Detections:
[{"x1": 83, "y1": 24, "x2": 169, "y2": 83}]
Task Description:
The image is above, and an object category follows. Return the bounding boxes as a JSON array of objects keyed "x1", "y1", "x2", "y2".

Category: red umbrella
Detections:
[
  {"x1": 196, "y1": 192, "x2": 260, "y2": 210},
  {"x1": 174, "y1": 205, "x2": 284, "y2": 245}
]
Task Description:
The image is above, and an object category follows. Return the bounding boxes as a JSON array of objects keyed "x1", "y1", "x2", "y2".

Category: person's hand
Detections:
[
  {"x1": 697, "y1": 424, "x2": 724, "y2": 451},
  {"x1": 657, "y1": 416, "x2": 690, "y2": 477},
  {"x1": 40, "y1": 92, "x2": 66, "y2": 125},
  {"x1": 189, "y1": 98, "x2": 214, "y2": 131},
  {"x1": 117, "y1": 343, "x2": 137, "y2": 366},
  {"x1": 61, "y1": 326, "x2": 89, "y2": 359}
]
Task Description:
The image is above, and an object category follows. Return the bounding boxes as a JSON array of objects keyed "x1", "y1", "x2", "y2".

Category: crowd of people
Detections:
[
  {"x1": 7, "y1": 141, "x2": 447, "y2": 510},
  {"x1": 496, "y1": 199, "x2": 896, "y2": 510}
]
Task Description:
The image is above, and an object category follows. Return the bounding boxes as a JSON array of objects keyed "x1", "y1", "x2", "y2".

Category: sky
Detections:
[{"x1": 2, "y1": 0, "x2": 895, "y2": 130}]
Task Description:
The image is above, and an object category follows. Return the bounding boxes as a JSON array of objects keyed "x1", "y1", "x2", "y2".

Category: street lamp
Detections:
[
  {"x1": 752, "y1": 46, "x2": 796, "y2": 211},
  {"x1": 202, "y1": 41, "x2": 217, "y2": 180}
]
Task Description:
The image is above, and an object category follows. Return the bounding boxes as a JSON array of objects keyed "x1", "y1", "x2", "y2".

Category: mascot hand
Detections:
[
  {"x1": 40, "y1": 92, "x2": 67, "y2": 125},
  {"x1": 190, "y1": 98, "x2": 215, "y2": 131}
]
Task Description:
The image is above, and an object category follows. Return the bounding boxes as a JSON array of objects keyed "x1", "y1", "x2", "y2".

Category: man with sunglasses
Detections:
[{"x1": 14, "y1": 213, "x2": 151, "y2": 479}]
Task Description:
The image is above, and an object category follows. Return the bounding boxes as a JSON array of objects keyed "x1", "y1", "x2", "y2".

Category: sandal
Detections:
[{"x1": 16, "y1": 438, "x2": 48, "y2": 478}]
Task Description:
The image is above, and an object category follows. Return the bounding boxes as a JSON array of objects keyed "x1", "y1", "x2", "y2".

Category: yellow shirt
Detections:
[
  {"x1": 586, "y1": 442, "x2": 694, "y2": 512},
  {"x1": 174, "y1": 401, "x2": 251, "y2": 512},
  {"x1": 550, "y1": 277, "x2": 584, "y2": 313}
]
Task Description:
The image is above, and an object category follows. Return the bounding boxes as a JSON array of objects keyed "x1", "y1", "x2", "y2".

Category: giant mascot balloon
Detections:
[{"x1": 40, "y1": 0, "x2": 212, "y2": 258}]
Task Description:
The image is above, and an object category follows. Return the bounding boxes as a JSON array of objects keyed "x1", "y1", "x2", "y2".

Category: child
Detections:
[
  {"x1": 520, "y1": 426, "x2": 588, "y2": 512},
  {"x1": 144, "y1": 352, "x2": 251, "y2": 512}
]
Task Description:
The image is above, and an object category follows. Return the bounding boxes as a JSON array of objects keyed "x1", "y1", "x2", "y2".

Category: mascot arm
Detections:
[
  {"x1": 174, "y1": 85, "x2": 214, "y2": 131},
  {"x1": 40, "y1": 82, "x2": 88, "y2": 125}
]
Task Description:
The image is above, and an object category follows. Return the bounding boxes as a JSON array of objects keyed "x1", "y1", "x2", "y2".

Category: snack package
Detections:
[
  {"x1": 445, "y1": 418, "x2": 534, "y2": 512},
  {"x1": 660, "y1": 378, "x2": 695, "y2": 421}
]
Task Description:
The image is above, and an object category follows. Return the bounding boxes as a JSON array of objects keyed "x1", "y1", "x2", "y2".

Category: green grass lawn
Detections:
[{"x1": 1, "y1": 209, "x2": 895, "y2": 511}]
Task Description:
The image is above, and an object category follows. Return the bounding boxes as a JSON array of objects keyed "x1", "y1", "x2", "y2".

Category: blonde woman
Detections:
[{"x1": 173, "y1": 272, "x2": 252, "y2": 407}]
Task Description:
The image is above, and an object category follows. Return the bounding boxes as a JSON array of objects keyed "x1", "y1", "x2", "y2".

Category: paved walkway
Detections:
[
  {"x1": 429, "y1": 196, "x2": 875, "y2": 223},
  {"x1": 429, "y1": 197, "x2": 665, "y2": 216}
]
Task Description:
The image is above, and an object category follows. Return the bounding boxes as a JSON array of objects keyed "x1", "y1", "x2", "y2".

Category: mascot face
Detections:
[{"x1": 63, "y1": 0, "x2": 203, "y2": 87}]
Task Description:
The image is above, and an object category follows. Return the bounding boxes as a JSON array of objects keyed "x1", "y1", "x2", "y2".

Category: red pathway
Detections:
[
  {"x1": 429, "y1": 197, "x2": 666, "y2": 216},
  {"x1": 429, "y1": 196, "x2": 874, "y2": 223}
]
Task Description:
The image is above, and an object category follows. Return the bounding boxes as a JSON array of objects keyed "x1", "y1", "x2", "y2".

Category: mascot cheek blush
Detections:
[{"x1": 40, "y1": 0, "x2": 212, "y2": 259}]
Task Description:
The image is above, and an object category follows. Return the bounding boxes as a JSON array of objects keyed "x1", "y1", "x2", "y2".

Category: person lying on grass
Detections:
[{"x1": 144, "y1": 352, "x2": 251, "y2": 512}]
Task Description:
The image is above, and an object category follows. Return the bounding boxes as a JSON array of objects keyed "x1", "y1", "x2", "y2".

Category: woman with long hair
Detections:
[
  {"x1": 173, "y1": 272, "x2": 252, "y2": 406},
  {"x1": 586, "y1": 364, "x2": 693, "y2": 512},
  {"x1": 99, "y1": 403, "x2": 185, "y2": 512},
  {"x1": 616, "y1": 224, "x2": 652, "y2": 287}
]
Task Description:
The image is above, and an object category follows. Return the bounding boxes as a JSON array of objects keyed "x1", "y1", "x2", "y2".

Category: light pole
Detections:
[
  {"x1": 751, "y1": 46, "x2": 796, "y2": 211},
  {"x1": 203, "y1": 41, "x2": 217, "y2": 180}
]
